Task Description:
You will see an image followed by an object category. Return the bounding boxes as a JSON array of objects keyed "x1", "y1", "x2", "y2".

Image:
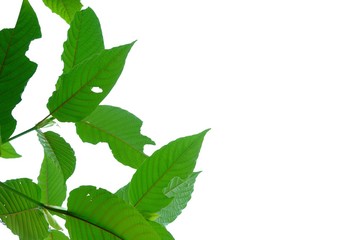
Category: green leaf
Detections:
[
  {"x1": 42, "y1": 0, "x2": 82, "y2": 24},
  {"x1": 66, "y1": 186, "x2": 161, "y2": 240},
  {"x1": 0, "y1": 179, "x2": 49, "y2": 240},
  {"x1": 148, "y1": 222, "x2": 175, "y2": 240},
  {"x1": 47, "y1": 42, "x2": 135, "y2": 122},
  {"x1": 42, "y1": 208, "x2": 62, "y2": 230},
  {"x1": 44, "y1": 230, "x2": 69, "y2": 240},
  {"x1": 0, "y1": 142, "x2": 21, "y2": 159},
  {"x1": 114, "y1": 183, "x2": 130, "y2": 203},
  {"x1": 37, "y1": 131, "x2": 76, "y2": 206},
  {"x1": 156, "y1": 172, "x2": 200, "y2": 225},
  {"x1": 0, "y1": 0, "x2": 41, "y2": 142},
  {"x1": 76, "y1": 105, "x2": 154, "y2": 169},
  {"x1": 129, "y1": 130, "x2": 209, "y2": 213},
  {"x1": 62, "y1": 8, "x2": 104, "y2": 74}
]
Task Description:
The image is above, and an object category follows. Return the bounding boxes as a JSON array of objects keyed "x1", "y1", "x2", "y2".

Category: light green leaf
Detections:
[
  {"x1": 0, "y1": 142, "x2": 21, "y2": 159},
  {"x1": 156, "y1": 172, "x2": 200, "y2": 225},
  {"x1": 42, "y1": 208, "x2": 62, "y2": 230},
  {"x1": 129, "y1": 130, "x2": 209, "y2": 213},
  {"x1": 76, "y1": 105, "x2": 154, "y2": 168},
  {"x1": 47, "y1": 42, "x2": 135, "y2": 122},
  {"x1": 37, "y1": 131, "x2": 76, "y2": 206},
  {"x1": 42, "y1": 0, "x2": 82, "y2": 24},
  {"x1": 44, "y1": 230, "x2": 69, "y2": 240},
  {"x1": 148, "y1": 222, "x2": 175, "y2": 240},
  {"x1": 66, "y1": 186, "x2": 161, "y2": 240},
  {"x1": 0, "y1": 0, "x2": 41, "y2": 142},
  {"x1": 114, "y1": 183, "x2": 130, "y2": 203},
  {"x1": 62, "y1": 8, "x2": 104, "y2": 74},
  {"x1": 0, "y1": 178, "x2": 49, "y2": 240}
]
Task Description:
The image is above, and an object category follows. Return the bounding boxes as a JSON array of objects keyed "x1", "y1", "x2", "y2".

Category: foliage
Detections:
[{"x1": 0, "y1": 0, "x2": 208, "y2": 239}]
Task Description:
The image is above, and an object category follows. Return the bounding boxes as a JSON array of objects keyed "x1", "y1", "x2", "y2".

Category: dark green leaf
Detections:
[
  {"x1": 47, "y1": 42, "x2": 135, "y2": 122},
  {"x1": 66, "y1": 186, "x2": 161, "y2": 240},
  {"x1": 0, "y1": 142, "x2": 21, "y2": 159},
  {"x1": 62, "y1": 8, "x2": 104, "y2": 74},
  {"x1": 76, "y1": 105, "x2": 154, "y2": 168},
  {"x1": 129, "y1": 130, "x2": 209, "y2": 213},
  {"x1": 42, "y1": 0, "x2": 82, "y2": 24},
  {"x1": 0, "y1": 179, "x2": 49, "y2": 240},
  {"x1": 0, "y1": 0, "x2": 41, "y2": 142},
  {"x1": 37, "y1": 131, "x2": 76, "y2": 206},
  {"x1": 156, "y1": 172, "x2": 200, "y2": 225},
  {"x1": 44, "y1": 230, "x2": 69, "y2": 240},
  {"x1": 148, "y1": 222, "x2": 175, "y2": 240}
]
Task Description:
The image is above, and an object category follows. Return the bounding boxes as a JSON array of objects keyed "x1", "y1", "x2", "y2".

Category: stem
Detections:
[{"x1": 4, "y1": 115, "x2": 54, "y2": 144}]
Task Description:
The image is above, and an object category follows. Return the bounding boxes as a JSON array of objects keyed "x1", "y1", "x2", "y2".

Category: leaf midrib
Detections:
[{"x1": 133, "y1": 139, "x2": 197, "y2": 209}]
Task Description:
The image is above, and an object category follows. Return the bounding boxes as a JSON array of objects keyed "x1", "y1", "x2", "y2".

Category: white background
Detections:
[{"x1": 1, "y1": 0, "x2": 360, "y2": 239}]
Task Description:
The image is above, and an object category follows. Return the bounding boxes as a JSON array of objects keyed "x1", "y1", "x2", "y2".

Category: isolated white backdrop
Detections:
[{"x1": 1, "y1": 0, "x2": 360, "y2": 239}]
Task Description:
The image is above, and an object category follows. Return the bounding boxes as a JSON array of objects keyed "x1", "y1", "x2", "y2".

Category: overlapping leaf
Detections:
[
  {"x1": 0, "y1": 142, "x2": 21, "y2": 159},
  {"x1": 66, "y1": 186, "x2": 161, "y2": 240},
  {"x1": 42, "y1": 0, "x2": 82, "y2": 24},
  {"x1": 0, "y1": 0, "x2": 41, "y2": 142},
  {"x1": 37, "y1": 130, "x2": 76, "y2": 206},
  {"x1": 129, "y1": 130, "x2": 209, "y2": 213},
  {"x1": 76, "y1": 105, "x2": 154, "y2": 168},
  {"x1": 47, "y1": 42, "x2": 134, "y2": 122},
  {"x1": 0, "y1": 179, "x2": 49, "y2": 240},
  {"x1": 148, "y1": 222, "x2": 175, "y2": 240},
  {"x1": 156, "y1": 172, "x2": 200, "y2": 225},
  {"x1": 61, "y1": 8, "x2": 104, "y2": 74},
  {"x1": 44, "y1": 230, "x2": 69, "y2": 240}
]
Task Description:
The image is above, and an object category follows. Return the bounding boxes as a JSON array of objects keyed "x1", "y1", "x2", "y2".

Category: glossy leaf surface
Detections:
[
  {"x1": 0, "y1": 0, "x2": 41, "y2": 142},
  {"x1": 0, "y1": 142, "x2": 21, "y2": 159},
  {"x1": 76, "y1": 105, "x2": 154, "y2": 168}
]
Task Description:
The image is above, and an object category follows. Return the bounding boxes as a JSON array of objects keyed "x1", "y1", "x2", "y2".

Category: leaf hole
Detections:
[{"x1": 91, "y1": 86, "x2": 103, "y2": 94}]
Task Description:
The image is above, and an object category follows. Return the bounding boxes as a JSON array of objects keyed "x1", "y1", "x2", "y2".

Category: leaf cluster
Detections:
[{"x1": 0, "y1": 1, "x2": 208, "y2": 239}]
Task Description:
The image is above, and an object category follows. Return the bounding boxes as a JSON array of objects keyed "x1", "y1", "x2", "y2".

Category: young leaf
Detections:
[
  {"x1": 0, "y1": 0, "x2": 41, "y2": 142},
  {"x1": 156, "y1": 172, "x2": 200, "y2": 225},
  {"x1": 148, "y1": 222, "x2": 175, "y2": 240},
  {"x1": 0, "y1": 179, "x2": 49, "y2": 240},
  {"x1": 47, "y1": 42, "x2": 135, "y2": 122},
  {"x1": 44, "y1": 230, "x2": 69, "y2": 240},
  {"x1": 62, "y1": 8, "x2": 104, "y2": 74},
  {"x1": 37, "y1": 131, "x2": 76, "y2": 206},
  {"x1": 0, "y1": 142, "x2": 21, "y2": 159},
  {"x1": 128, "y1": 130, "x2": 209, "y2": 213},
  {"x1": 42, "y1": 0, "x2": 82, "y2": 24},
  {"x1": 66, "y1": 186, "x2": 161, "y2": 240},
  {"x1": 76, "y1": 105, "x2": 154, "y2": 168}
]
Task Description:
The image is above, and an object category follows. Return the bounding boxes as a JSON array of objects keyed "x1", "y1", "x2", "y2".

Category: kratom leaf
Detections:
[
  {"x1": 42, "y1": 0, "x2": 82, "y2": 24},
  {"x1": 0, "y1": 178, "x2": 49, "y2": 240},
  {"x1": 62, "y1": 8, "x2": 104, "y2": 74},
  {"x1": 0, "y1": 0, "x2": 41, "y2": 142},
  {"x1": 66, "y1": 186, "x2": 161, "y2": 240},
  {"x1": 76, "y1": 105, "x2": 154, "y2": 168},
  {"x1": 37, "y1": 131, "x2": 76, "y2": 206},
  {"x1": 44, "y1": 230, "x2": 69, "y2": 240},
  {"x1": 0, "y1": 142, "x2": 21, "y2": 159},
  {"x1": 47, "y1": 42, "x2": 134, "y2": 122},
  {"x1": 115, "y1": 183, "x2": 130, "y2": 203},
  {"x1": 42, "y1": 208, "x2": 62, "y2": 230},
  {"x1": 129, "y1": 130, "x2": 209, "y2": 213},
  {"x1": 156, "y1": 172, "x2": 200, "y2": 225},
  {"x1": 148, "y1": 222, "x2": 175, "y2": 240}
]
